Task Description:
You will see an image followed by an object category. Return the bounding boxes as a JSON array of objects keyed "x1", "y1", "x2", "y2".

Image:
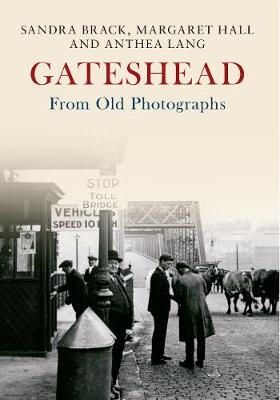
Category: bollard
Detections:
[{"x1": 56, "y1": 307, "x2": 116, "y2": 400}]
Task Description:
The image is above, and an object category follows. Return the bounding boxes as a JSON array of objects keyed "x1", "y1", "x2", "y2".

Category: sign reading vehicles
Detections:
[{"x1": 51, "y1": 204, "x2": 118, "y2": 231}]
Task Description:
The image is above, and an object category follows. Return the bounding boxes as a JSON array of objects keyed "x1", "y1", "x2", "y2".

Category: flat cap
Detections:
[
  {"x1": 176, "y1": 261, "x2": 190, "y2": 270},
  {"x1": 159, "y1": 253, "x2": 174, "y2": 263},
  {"x1": 59, "y1": 260, "x2": 73, "y2": 268}
]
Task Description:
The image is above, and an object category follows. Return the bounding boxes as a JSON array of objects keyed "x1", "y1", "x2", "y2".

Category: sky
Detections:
[{"x1": 1, "y1": 0, "x2": 279, "y2": 226}]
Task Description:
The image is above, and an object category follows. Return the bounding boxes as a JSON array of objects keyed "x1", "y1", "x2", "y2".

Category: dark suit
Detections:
[
  {"x1": 108, "y1": 275, "x2": 133, "y2": 385},
  {"x1": 58, "y1": 269, "x2": 88, "y2": 319},
  {"x1": 84, "y1": 267, "x2": 96, "y2": 283},
  {"x1": 148, "y1": 267, "x2": 171, "y2": 362}
]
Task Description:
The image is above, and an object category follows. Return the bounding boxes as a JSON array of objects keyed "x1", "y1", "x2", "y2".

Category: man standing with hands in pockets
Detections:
[{"x1": 148, "y1": 253, "x2": 174, "y2": 365}]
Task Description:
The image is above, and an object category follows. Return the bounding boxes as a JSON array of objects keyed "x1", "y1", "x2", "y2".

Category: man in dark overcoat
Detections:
[
  {"x1": 174, "y1": 262, "x2": 215, "y2": 369},
  {"x1": 148, "y1": 253, "x2": 174, "y2": 365},
  {"x1": 107, "y1": 250, "x2": 133, "y2": 395},
  {"x1": 55, "y1": 260, "x2": 88, "y2": 319},
  {"x1": 84, "y1": 254, "x2": 98, "y2": 283}
]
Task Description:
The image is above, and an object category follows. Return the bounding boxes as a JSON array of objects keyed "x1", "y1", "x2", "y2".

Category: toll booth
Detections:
[{"x1": 0, "y1": 182, "x2": 63, "y2": 356}]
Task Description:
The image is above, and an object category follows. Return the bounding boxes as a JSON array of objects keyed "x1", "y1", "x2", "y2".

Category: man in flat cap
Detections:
[
  {"x1": 84, "y1": 254, "x2": 98, "y2": 283},
  {"x1": 55, "y1": 260, "x2": 88, "y2": 319},
  {"x1": 171, "y1": 261, "x2": 190, "y2": 316},
  {"x1": 107, "y1": 250, "x2": 133, "y2": 395},
  {"x1": 172, "y1": 261, "x2": 190, "y2": 296},
  {"x1": 173, "y1": 262, "x2": 215, "y2": 369},
  {"x1": 148, "y1": 253, "x2": 174, "y2": 365}
]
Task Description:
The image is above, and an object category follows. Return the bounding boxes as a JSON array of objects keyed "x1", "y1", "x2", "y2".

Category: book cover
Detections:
[{"x1": 0, "y1": 0, "x2": 278, "y2": 398}]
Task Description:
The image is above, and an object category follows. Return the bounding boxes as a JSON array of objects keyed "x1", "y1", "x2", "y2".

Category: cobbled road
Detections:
[
  {"x1": 125, "y1": 253, "x2": 279, "y2": 400},
  {"x1": 134, "y1": 306, "x2": 279, "y2": 400}
]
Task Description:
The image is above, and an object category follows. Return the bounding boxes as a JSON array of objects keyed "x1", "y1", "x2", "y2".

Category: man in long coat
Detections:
[
  {"x1": 174, "y1": 262, "x2": 215, "y2": 369},
  {"x1": 148, "y1": 253, "x2": 174, "y2": 365},
  {"x1": 107, "y1": 250, "x2": 133, "y2": 395},
  {"x1": 56, "y1": 260, "x2": 88, "y2": 319}
]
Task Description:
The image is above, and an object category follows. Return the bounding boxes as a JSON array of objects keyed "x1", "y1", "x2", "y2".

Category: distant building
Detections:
[
  {"x1": 251, "y1": 224, "x2": 279, "y2": 269},
  {"x1": 203, "y1": 220, "x2": 279, "y2": 270},
  {"x1": 221, "y1": 251, "x2": 253, "y2": 270}
]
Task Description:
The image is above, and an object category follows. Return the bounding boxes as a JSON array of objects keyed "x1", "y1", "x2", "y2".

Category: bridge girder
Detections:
[{"x1": 124, "y1": 201, "x2": 205, "y2": 264}]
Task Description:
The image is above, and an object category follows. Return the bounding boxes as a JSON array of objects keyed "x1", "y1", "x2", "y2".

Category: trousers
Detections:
[
  {"x1": 109, "y1": 323, "x2": 127, "y2": 385},
  {"x1": 185, "y1": 336, "x2": 205, "y2": 363},
  {"x1": 151, "y1": 312, "x2": 169, "y2": 362}
]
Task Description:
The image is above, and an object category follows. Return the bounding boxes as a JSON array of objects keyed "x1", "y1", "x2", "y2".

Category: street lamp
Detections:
[
  {"x1": 74, "y1": 233, "x2": 80, "y2": 271},
  {"x1": 236, "y1": 243, "x2": 239, "y2": 271}
]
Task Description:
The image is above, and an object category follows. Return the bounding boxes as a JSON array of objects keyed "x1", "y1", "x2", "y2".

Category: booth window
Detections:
[
  {"x1": 0, "y1": 225, "x2": 41, "y2": 279},
  {"x1": 0, "y1": 228, "x2": 13, "y2": 279}
]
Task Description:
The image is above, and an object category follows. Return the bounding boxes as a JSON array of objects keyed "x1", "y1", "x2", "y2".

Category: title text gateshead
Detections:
[{"x1": 30, "y1": 61, "x2": 245, "y2": 85}]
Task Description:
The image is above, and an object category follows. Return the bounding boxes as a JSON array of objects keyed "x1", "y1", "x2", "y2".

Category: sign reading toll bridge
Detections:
[{"x1": 83, "y1": 176, "x2": 120, "y2": 210}]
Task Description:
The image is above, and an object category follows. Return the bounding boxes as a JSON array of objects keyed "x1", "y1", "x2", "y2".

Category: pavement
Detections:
[
  {"x1": 119, "y1": 253, "x2": 279, "y2": 400},
  {"x1": 0, "y1": 253, "x2": 279, "y2": 400},
  {"x1": 0, "y1": 307, "x2": 74, "y2": 400},
  {"x1": 0, "y1": 290, "x2": 146, "y2": 400}
]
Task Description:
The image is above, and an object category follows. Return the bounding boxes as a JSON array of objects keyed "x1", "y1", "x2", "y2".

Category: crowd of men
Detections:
[{"x1": 54, "y1": 251, "x2": 215, "y2": 398}]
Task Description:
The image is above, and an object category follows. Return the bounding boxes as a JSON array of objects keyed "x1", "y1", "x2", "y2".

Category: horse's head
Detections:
[{"x1": 207, "y1": 265, "x2": 219, "y2": 282}]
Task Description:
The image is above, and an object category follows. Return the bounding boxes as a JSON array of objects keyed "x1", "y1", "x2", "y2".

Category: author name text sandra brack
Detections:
[{"x1": 49, "y1": 96, "x2": 226, "y2": 113}]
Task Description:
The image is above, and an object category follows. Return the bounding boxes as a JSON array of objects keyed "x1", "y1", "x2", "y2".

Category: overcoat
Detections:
[
  {"x1": 108, "y1": 274, "x2": 133, "y2": 331},
  {"x1": 174, "y1": 271, "x2": 215, "y2": 341},
  {"x1": 58, "y1": 269, "x2": 88, "y2": 317}
]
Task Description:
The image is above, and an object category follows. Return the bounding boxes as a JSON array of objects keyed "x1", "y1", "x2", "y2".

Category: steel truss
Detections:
[{"x1": 125, "y1": 201, "x2": 205, "y2": 265}]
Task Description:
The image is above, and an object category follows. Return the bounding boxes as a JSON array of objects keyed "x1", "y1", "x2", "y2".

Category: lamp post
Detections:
[
  {"x1": 107, "y1": 210, "x2": 113, "y2": 252},
  {"x1": 236, "y1": 244, "x2": 239, "y2": 271},
  {"x1": 74, "y1": 234, "x2": 80, "y2": 271},
  {"x1": 87, "y1": 160, "x2": 120, "y2": 324},
  {"x1": 87, "y1": 210, "x2": 113, "y2": 325},
  {"x1": 209, "y1": 234, "x2": 215, "y2": 262}
]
